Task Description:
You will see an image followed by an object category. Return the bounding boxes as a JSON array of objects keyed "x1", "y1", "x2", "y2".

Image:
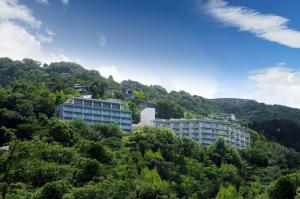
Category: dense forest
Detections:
[{"x1": 2, "y1": 58, "x2": 300, "y2": 198}]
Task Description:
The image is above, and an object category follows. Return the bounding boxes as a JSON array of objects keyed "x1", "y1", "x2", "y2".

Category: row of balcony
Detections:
[
  {"x1": 73, "y1": 99, "x2": 121, "y2": 109},
  {"x1": 63, "y1": 114, "x2": 132, "y2": 124},
  {"x1": 155, "y1": 122, "x2": 247, "y2": 133},
  {"x1": 64, "y1": 117, "x2": 131, "y2": 130},
  {"x1": 62, "y1": 107, "x2": 131, "y2": 118}
]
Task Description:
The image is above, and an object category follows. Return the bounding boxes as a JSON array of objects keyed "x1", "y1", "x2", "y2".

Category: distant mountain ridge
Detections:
[
  {"x1": 1, "y1": 57, "x2": 300, "y2": 151},
  {"x1": 210, "y1": 98, "x2": 257, "y2": 104}
]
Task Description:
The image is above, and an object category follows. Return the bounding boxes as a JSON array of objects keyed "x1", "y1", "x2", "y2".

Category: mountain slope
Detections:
[
  {"x1": 2, "y1": 57, "x2": 300, "y2": 151},
  {"x1": 213, "y1": 99, "x2": 300, "y2": 151}
]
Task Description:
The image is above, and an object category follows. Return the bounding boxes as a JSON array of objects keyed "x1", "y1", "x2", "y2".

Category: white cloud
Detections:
[
  {"x1": 0, "y1": 21, "x2": 43, "y2": 60},
  {"x1": 243, "y1": 66, "x2": 300, "y2": 108},
  {"x1": 36, "y1": 34, "x2": 53, "y2": 43},
  {"x1": 93, "y1": 65, "x2": 161, "y2": 86},
  {"x1": 0, "y1": 0, "x2": 70, "y2": 63},
  {"x1": 205, "y1": 0, "x2": 300, "y2": 48},
  {"x1": 0, "y1": 0, "x2": 42, "y2": 28},
  {"x1": 46, "y1": 52, "x2": 71, "y2": 63},
  {"x1": 93, "y1": 65, "x2": 219, "y2": 98},
  {"x1": 94, "y1": 63, "x2": 300, "y2": 107},
  {"x1": 61, "y1": 0, "x2": 69, "y2": 6},
  {"x1": 36, "y1": 0, "x2": 48, "y2": 5},
  {"x1": 98, "y1": 33, "x2": 107, "y2": 47},
  {"x1": 165, "y1": 73, "x2": 219, "y2": 98},
  {"x1": 96, "y1": 65, "x2": 121, "y2": 80},
  {"x1": 0, "y1": 21, "x2": 70, "y2": 63}
]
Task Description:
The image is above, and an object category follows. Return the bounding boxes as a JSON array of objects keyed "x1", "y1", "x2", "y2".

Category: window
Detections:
[
  {"x1": 84, "y1": 100, "x2": 92, "y2": 106},
  {"x1": 93, "y1": 102, "x2": 101, "y2": 107},
  {"x1": 103, "y1": 103, "x2": 111, "y2": 108},
  {"x1": 103, "y1": 110, "x2": 110, "y2": 115},
  {"x1": 83, "y1": 108, "x2": 93, "y2": 113},
  {"x1": 112, "y1": 104, "x2": 121, "y2": 109},
  {"x1": 93, "y1": 109, "x2": 101, "y2": 114},
  {"x1": 112, "y1": 111, "x2": 120, "y2": 117},
  {"x1": 74, "y1": 99, "x2": 82, "y2": 105},
  {"x1": 63, "y1": 105, "x2": 73, "y2": 111},
  {"x1": 103, "y1": 116, "x2": 111, "y2": 121}
]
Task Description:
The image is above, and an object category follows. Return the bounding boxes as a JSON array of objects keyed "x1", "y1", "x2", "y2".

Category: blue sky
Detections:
[{"x1": 1, "y1": 0, "x2": 300, "y2": 108}]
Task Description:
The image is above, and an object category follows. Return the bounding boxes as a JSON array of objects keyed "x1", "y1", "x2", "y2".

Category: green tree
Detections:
[
  {"x1": 156, "y1": 100, "x2": 184, "y2": 119},
  {"x1": 72, "y1": 158, "x2": 102, "y2": 186},
  {"x1": 75, "y1": 140, "x2": 113, "y2": 164},
  {"x1": 269, "y1": 175, "x2": 297, "y2": 199},
  {"x1": 48, "y1": 119, "x2": 77, "y2": 146},
  {"x1": 91, "y1": 123, "x2": 122, "y2": 140},
  {"x1": 0, "y1": 126, "x2": 16, "y2": 145},
  {"x1": 133, "y1": 90, "x2": 146, "y2": 101},
  {"x1": 183, "y1": 111, "x2": 198, "y2": 119},
  {"x1": 33, "y1": 180, "x2": 71, "y2": 199},
  {"x1": 215, "y1": 185, "x2": 239, "y2": 199},
  {"x1": 89, "y1": 80, "x2": 107, "y2": 99}
]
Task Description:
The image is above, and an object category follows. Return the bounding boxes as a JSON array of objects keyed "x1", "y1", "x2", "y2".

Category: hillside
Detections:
[
  {"x1": 1, "y1": 80, "x2": 300, "y2": 198},
  {"x1": 1, "y1": 57, "x2": 300, "y2": 152},
  {"x1": 212, "y1": 99, "x2": 300, "y2": 151},
  {"x1": 2, "y1": 58, "x2": 300, "y2": 198}
]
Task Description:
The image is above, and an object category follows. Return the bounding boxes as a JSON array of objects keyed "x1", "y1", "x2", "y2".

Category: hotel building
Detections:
[
  {"x1": 139, "y1": 108, "x2": 250, "y2": 149},
  {"x1": 58, "y1": 97, "x2": 132, "y2": 131}
]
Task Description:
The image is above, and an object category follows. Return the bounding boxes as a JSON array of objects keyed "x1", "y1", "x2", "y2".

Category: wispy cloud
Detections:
[
  {"x1": 205, "y1": 0, "x2": 300, "y2": 48},
  {"x1": 61, "y1": 0, "x2": 69, "y2": 6},
  {"x1": 98, "y1": 33, "x2": 107, "y2": 47},
  {"x1": 36, "y1": 0, "x2": 48, "y2": 5},
  {"x1": 45, "y1": 29, "x2": 55, "y2": 36}
]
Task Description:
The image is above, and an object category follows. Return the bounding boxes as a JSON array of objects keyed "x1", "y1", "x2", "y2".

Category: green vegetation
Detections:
[
  {"x1": 214, "y1": 100, "x2": 300, "y2": 151},
  {"x1": 2, "y1": 57, "x2": 300, "y2": 198},
  {"x1": 2, "y1": 57, "x2": 300, "y2": 151}
]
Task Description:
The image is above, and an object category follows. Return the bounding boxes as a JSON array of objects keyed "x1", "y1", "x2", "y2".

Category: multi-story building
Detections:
[
  {"x1": 139, "y1": 108, "x2": 250, "y2": 149},
  {"x1": 58, "y1": 97, "x2": 132, "y2": 131}
]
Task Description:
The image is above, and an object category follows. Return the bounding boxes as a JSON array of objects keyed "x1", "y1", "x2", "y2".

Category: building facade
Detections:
[
  {"x1": 58, "y1": 97, "x2": 132, "y2": 131},
  {"x1": 153, "y1": 119, "x2": 250, "y2": 149},
  {"x1": 138, "y1": 107, "x2": 250, "y2": 149}
]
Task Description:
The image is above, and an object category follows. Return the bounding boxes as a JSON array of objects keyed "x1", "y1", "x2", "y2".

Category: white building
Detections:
[
  {"x1": 139, "y1": 107, "x2": 156, "y2": 126},
  {"x1": 139, "y1": 107, "x2": 250, "y2": 149}
]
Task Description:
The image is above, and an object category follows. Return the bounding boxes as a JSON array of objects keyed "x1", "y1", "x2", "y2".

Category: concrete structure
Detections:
[
  {"x1": 74, "y1": 84, "x2": 88, "y2": 94},
  {"x1": 139, "y1": 108, "x2": 250, "y2": 149},
  {"x1": 140, "y1": 107, "x2": 156, "y2": 126},
  {"x1": 122, "y1": 88, "x2": 134, "y2": 100},
  {"x1": 58, "y1": 97, "x2": 132, "y2": 131}
]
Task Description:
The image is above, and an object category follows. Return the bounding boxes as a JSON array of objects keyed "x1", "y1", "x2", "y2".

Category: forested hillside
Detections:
[
  {"x1": 0, "y1": 80, "x2": 300, "y2": 198},
  {"x1": 213, "y1": 99, "x2": 300, "y2": 151},
  {"x1": 2, "y1": 58, "x2": 300, "y2": 198},
  {"x1": 1, "y1": 57, "x2": 300, "y2": 152}
]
